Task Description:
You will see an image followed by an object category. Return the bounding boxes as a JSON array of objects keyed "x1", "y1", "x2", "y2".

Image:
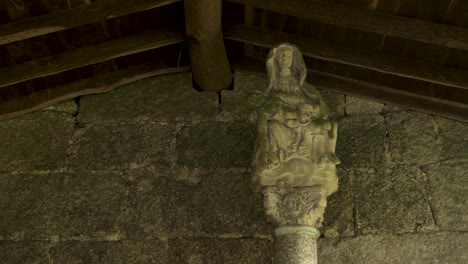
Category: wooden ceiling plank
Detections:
[
  {"x1": 443, "y1": 0, "x2": 468, "y2": 26},
  {"x1": 0, "y1": 64, "x2": 191, "y2": 121},
  {"x1": 307, "y1": 70, "x2": 468, "y2": 123},
  {"x1": 342, "y1": 0, "x2": 374, "y2": 9},
  {"x1": 230, "y1": 56, "x2": 468, "y2": 123},
  {"x1": 0, "y1": 0, "x2": 181, "y2": 45},
  {"x1": 0, "y1": 27, "x2": 184, "y2": 88},
  {"x1": 243, "y1": 5, "x2": 256, "y2": 57},
  {"x1": 415, "y1": 0, "x2": 452, "y2": 22},
  {"x1": 375, "y1": 0, "x2": 399, "y2": 13},
  {"x1": 224, "y1": 24, "x2": 468, "y2": 91},
  {"x1": 2, "y1": 0, "x2": 29, "y2": 21},
  {"x1": 226, "y1": 0, "x2": 468, "y2": 50}
]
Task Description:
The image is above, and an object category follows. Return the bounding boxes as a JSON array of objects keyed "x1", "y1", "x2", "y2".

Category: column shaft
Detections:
[{"x1": 274, "y1": 233, "x2": 318, "y2": 264}]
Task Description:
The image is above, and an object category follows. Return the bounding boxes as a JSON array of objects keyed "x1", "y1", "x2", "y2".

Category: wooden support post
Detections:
[{"x1": 184, "y1": 0, "x2": 232, "y2": 92}]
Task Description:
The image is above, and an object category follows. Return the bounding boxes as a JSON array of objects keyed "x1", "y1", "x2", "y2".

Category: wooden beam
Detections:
[
  {"x1": 308, "y1": 71, "x2": 468, "y2": 123},
  {"x1": 0, "y1": 27, "x2": 184, "y2": 88},
  {"x1": 224, "y1": 24, "x2": 468, "y2": 91},
  {"x1": 184, "y1": 0, "x2": 232, "y2": 92},
  {"x1": 2, "y1": 0, "x2": 28, "y2": 21},
  {"x1": 0, "y1": 0, "x2": 181, "y2": 45},
  {"x1": 230, "y1": 56, "x2": 468, "y2": 123},
  {"x1": 226, "y1": 0, "x2": 468, "y2": 51},
  {"x1": 0, "y1": 64, "x2": 191, "y2": 121}
]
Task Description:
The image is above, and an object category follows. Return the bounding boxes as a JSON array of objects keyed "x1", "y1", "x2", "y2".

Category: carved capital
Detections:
[{"x1": 263, "y1": 186, "x2": 327, "y2": 228}]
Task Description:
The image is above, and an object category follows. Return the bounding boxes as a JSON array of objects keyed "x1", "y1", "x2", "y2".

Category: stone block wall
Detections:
[{"x1": 0, "y1": 72, "x2": 466, "y2": 263}]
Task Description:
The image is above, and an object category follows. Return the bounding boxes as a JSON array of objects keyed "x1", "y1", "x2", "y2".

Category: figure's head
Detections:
[
  {"x1": 265, "y1": 43, "x2": 307, "y2": 94},
  {"x1": 276, "y1": 46, "x2": 294, "y2": 70},
  {"x1": 283, "y1": 110, "x2": 299, "y2": 128},
  {"x1": 298, "y1": 104, "x2": 319, "y2": 123}
]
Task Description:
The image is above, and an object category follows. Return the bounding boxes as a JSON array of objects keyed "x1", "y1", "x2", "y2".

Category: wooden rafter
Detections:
[
  {"x1": 0, "y1": 27, "x2": 184, "y2": 88},
  {"x1": 224, "y1": 23, "x2": 468, "y2": 91},
  {"x1": 307, "y1": 71, "x2": 468, "y2": 123},
  {"x1": 0, "y1": 64, "x2": 191, "y2": 121},
  {"x1": 0, "y1": 0, "x2": 181, "y2": 45},
  {"x1": 231, "y1": 56, "x2": 468, "y2": 122},
  {"x1": 226, "y1": 0, "x2": 468, "y2": 50}
]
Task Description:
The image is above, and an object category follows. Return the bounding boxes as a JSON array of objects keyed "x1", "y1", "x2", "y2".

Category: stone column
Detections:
[
  {"x1": 274, "y1": 230, "x2": 318, "y2": 264},
  {"x1": 262, "y1": 186, "x2": 329, "y2": 264},
  {"x1": 251, "y1": 43, "x2": 340, "y2": 264}
]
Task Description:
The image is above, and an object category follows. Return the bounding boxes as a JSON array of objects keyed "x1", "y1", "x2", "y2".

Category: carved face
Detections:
[
  {"x1": 286, "y1": 118, "x2": 299, "y2": 128},
  {"x1": 276, "y1": 48, "x2": 294, "y2": 70},
  {"x1": 298, "y1": 104, "x2": 320, "y2": 123},
  {"x1": 265, "y1": 43, "x2": 309, "y2": 94},
  {"x1": 298, "y1": 111, "x2": 313, "y2": 123}
]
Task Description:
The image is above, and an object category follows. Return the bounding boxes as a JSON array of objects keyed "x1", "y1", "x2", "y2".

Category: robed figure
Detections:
[{"x1": 253, "y1": 43, "x2": 340, "y2": 197}]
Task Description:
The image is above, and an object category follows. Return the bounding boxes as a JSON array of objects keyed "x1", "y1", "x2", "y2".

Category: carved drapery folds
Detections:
[{"x1": 252, "y1": 43, "x2": 339, "y2": 264}]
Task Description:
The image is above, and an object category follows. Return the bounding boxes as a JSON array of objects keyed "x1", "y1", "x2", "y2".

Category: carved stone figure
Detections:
[
  {"x1": 254, "y1": 43, "x2": 339, "y2": 197},
  {"x1": 252, "y1": 43, "x2": 341, "y2": 264}
]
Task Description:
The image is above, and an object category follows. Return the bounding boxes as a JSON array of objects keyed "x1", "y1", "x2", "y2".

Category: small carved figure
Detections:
[{"x1": 288, "y1": 103, "x2": 320, "y2": 155}]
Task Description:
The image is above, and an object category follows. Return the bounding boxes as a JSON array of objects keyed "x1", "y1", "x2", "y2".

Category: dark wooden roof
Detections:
[{"x1": 0, "y1": 0, "x2": 467, "y2": 121}]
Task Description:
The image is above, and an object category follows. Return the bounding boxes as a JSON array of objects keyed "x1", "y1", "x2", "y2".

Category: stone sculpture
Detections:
[{"x1": 252, "y1": 43, "x2": 340, "y2": 264}]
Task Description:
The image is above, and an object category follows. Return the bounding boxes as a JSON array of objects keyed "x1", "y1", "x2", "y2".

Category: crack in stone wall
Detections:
[
  {"x1": 380, "y1": 112, "x2": 392, "y2": 164},
  {"x1": 422, "y1": 168, "x2": 441, "y2": 230}
]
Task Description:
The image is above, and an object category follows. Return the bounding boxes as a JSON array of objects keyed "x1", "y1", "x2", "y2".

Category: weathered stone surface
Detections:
[
  {"x1": 434, "y1": 116, "x2": 468, "y2": 161},
  {"x1": 1, "y1": 71, "x2": 468, "y2": 264},
  {"x1": 354, "y1": 165, "x2": 436, "y2": 234},
  {"x1": 386, "y1": 111, "x2": 440, "y2": 165},
  {"x1": 0, "y1": 172, "x2": 126, "y2": 239},
  {"x1": 176, "y1": 122, "x2": 256, "y2": 169},
  {"x1": 51, "y1": 240, "x2": 167, "y2": 264},
  {"x1": 67, "y1": 123, "x2": 175, "y2": 172},
  {"x1": 79, "y1": 73, "x2": 218, "y2": 123},
  {"x1": 220, "y1": 71, "x2": 268, "y2": 121},
  {"x1": 345, "y1": 96, "x2": 383, "y2": 116},
  {"x1": 318, "y1": 232, "x2": 468, "y2": 264},
  {"x1": 0, "y1": 172, "x2": 62, "y2": 239},
  {"x1": 322, "y1": 166, "x2": 355, "y2": 238},
  {"x1": 336, "y1": 115, "x2": 386, "y2": 169},
  {"x1": 125, "y1": 169, "x2": 271, "y2": 238},
  {"x1": 55, "y1": 172, "x2": 127, "y2": 237},
  {"x1": 169, "y1": 238, "x2": 272, "y2": 264},
  {"x1": 43, "y1": 99, "x2": 78, "y2": 115},
  {"x1": 424, "y1": 160, "x2": 468, "y2": 231},
  {"x1": 318, "y1": 88, "x2": 345, "y2": 119},
  {"x1": 0, "y1": 241, "x2": 49, "y2": 264},
  {"x1": 382, "y1": 103, "x2": 405, "y2": 113},
  {"x1": 0, "y1": 111, "x2": 75, "y2": 172}
]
